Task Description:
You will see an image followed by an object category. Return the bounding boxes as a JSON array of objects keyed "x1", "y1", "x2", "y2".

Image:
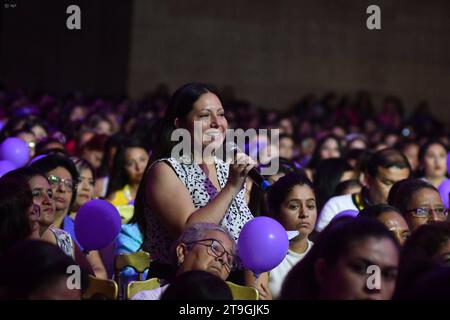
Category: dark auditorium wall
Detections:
[
  {"x1": 128, "y1": 0, "x2": 450, "y2": 118},
  {"x1": 0, "y1": 0, "x2": 133, "y2": 97},
  {"x1": 1, "y1": 1, "x2": 449, "y2": 119}
]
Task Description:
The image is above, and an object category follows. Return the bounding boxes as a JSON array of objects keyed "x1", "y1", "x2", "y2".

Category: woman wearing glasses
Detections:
[
  {"x1": 132, "y1": 223, "x2": 235, "y2": 300},
  {"x1": 389, "y1": 178, "x2": 448, "y2": 232},
  {"x1": 31, "y1": 154, "x2": 107, "y2": 279}
]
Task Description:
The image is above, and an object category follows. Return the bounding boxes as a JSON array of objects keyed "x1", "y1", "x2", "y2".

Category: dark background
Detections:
[{"x1": 1, "y1": 0, "x2": 450, "y2": 119}]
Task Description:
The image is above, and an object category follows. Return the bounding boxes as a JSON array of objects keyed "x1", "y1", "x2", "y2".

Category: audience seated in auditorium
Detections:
[{"x1": 280, "y1": 218, "x2": 400, "y2": 300}]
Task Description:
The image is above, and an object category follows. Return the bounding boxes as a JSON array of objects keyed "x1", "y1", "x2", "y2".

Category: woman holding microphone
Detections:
[{"x1": 132, "y1": 83, "x2": 256, "y2": 280}]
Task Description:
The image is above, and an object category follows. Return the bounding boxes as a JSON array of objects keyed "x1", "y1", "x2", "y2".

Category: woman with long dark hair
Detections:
[
  {"x1": 131, "y1": 83, "x2": 255, "y2": 280},
  {"x1": 106, "y1": 137, "x2": 149, "y2": 224}
]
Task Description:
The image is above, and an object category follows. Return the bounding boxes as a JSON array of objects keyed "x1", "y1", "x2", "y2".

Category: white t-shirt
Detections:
[
  {"x1": 131, "y1": 284, "x2": 169, "y2": 300},
  {"x1": 316, "y1": 194, "x2": 358, "y2": 232},
  {"x1": 268, "y1": 240, "x2": 313, "y2": 299}
]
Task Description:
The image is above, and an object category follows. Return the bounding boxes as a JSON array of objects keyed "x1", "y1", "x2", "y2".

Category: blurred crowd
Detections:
[{"x1": 0, "y1": 83, "x2": 449, "y2": 300}]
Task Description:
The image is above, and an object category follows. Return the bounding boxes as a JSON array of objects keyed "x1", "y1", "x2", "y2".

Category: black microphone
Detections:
[{"x1": 226, "y1": 142, "x2": 271, "y2": 191}]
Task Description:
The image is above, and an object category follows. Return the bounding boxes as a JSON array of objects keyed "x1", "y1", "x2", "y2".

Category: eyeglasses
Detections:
[
  {"x1": 185, "y1": 238, "x2": 236, "y2": 270},
  {"x1": 407, "y1": 207, "x2": 448, "y2": 219},
  {"x1": 48, "y1": 175, "x2": 74, "y2": 190}
]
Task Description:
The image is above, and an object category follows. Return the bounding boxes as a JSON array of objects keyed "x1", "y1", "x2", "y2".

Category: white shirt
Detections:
[
  {"x1": 268, "y1": 240, "x2": 313, "y2": 299},
  {"x1": 131, "y1": 284, "x2": 169, "y2": 300},
  {"x1": 316, "y1": 194, "x2": 358, "y2": 232}
]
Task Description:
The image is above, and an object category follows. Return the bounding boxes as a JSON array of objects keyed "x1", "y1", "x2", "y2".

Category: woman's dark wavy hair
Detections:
[
  {"x1": 280, "y1": 218, "x2": 399, "y2": 300},
  {"x1": 106, "y1": 137, "x2": 148, "y2": 198},
  {"x1": 0, "y1": 176, "x2": 33, "y2": 255},
  {"x1": 3, "y1": 166, "x2": 48, "y2": 184},
  {"x1": 131, "y1": 83, "x2": 219, "y2": 239}
]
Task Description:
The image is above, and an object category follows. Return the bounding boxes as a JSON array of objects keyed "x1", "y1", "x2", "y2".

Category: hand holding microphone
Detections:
[{"x1": 226, "y1": 142, "x2": 271, "y2": 191}]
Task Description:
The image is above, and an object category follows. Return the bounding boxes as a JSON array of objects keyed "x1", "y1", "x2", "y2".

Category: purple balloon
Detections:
[
  {"x1": 438, "y1": 179, "x2": 450, "y2": 209},
  {"x1": 0, "y1": 160, "x2": 18, "y2": 177},
  {"x1": 447, "y1": 152, "x2": 450, "y2": 176},
  {"x1": 237, "y1": 217, "x2": 289, "y2": 276},
  {"x1": 0, "y1": 137, "x2": 30, "y2": 167},
  {"x1": 331, "y1": 209, "x2": 359, "y2": 222},
  {"x1": 74, "y1": 199, "x2": 122, "y2": 251}
]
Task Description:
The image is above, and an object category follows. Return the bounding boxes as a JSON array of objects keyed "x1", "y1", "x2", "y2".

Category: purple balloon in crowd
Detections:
[
  {"x1": 237, "y1": 216, "x2": 289, "y2": 277},
  {"x1": 438, "y1": 179, "x2": 450, "y2": 209},
  {"x1": 0, "y1": 137, "x2": 30, "y2": 167},
  {"x1": 331, "y1": 209, "x2": 360, "y2": 222},
  {"x1": 74, "y1": 199, "x2": 122, "y2": 251},
  {"x1": 0, "y1": 160, "x2": 18, "y2": 177},
  {"x1": 447, "y1": 152, "x2": 450, "y2": 176}
]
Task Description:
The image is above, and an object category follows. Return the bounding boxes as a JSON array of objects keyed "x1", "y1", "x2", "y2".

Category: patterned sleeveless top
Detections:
[
  {"x1": 49, "y1": 226, "x2": 75, "y2": 259},
  {"x1": 143, "y1": 156, "x2": 254, "y2": 264}
]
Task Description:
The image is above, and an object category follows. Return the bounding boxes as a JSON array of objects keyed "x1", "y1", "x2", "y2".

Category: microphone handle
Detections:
[
  {"x1": 248, "y1": 168, "x2": 270, "y2": 191},
  {"x1": 228, "y1": 143, "x2": 270, "y2": 191}
]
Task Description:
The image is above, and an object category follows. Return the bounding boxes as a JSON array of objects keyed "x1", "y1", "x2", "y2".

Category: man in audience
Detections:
[{"x1": 316, "y1": 148, "x2": 411, "y2": 232}]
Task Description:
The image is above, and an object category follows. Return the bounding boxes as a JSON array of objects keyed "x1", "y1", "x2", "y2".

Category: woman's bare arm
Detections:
[{"x1": 146, "y1": 155, "x2": 254, "y2": 237}]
